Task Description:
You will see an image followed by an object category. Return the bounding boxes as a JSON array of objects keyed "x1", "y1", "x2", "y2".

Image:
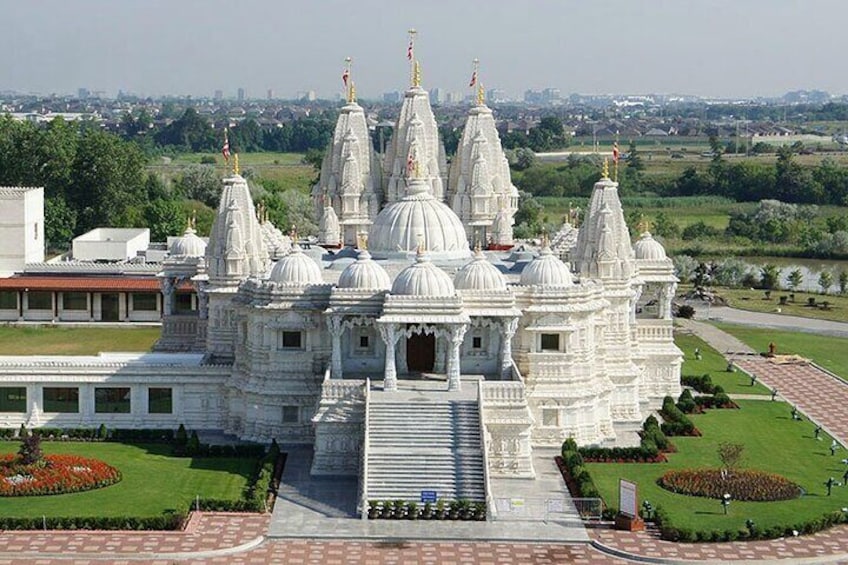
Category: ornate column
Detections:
[
  {"x1": 398, "y1": 330, "x2": 408, "y2": 375},
  {"x1": 196, "y1": 281, "x2": 209, "y2": 319},
  {"x1": 661, "y1": 282, "x2": 677, "y2": 320},
  {"x1": 446, "y1": 324, "x2": 468, "y2": 392},
  {"x1": 500, "y1": 318, "x2": 519, "y2": 379},
  {"x1": 161, "y1": 278, "x2": 174, "y2": 316},
  {"x1": 631, "y1": 283, "x2": 644, "y2": 323},
  {"x1": 434, "y1": 334, "x2": 447, "y2": 373},
  {"x1": 327, "y1": 315, "x2": 344, "y2": 379},
  {"x1": 379, "y1": 324, "x2": 399, "y2": 391}
]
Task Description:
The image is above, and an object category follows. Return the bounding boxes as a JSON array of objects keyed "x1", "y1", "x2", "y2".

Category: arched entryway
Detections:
[{"x1": 406, "y1": 328, "x2": 435, "y2": 372}]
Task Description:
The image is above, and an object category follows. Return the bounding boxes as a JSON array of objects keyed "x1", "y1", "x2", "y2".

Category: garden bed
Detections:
[
  {"x1": 658, "y1": 468, "x2": 802, "y2": 501},
  {"x1": 1, "y1": 454, "x2": 121, "y2": 496}
]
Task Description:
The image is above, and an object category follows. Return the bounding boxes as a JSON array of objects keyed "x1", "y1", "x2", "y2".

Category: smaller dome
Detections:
[
  {"x1": 337, "y1": 250, "x2": 391, "y2": 290},
  {"x1": 634, "y1": 232, "x2": 667, "y2": 261},
  {"x1": 391, "y1": 250, "x2": 455, "y2": 297},
  {"x1": 454, "y1": 248, "x2": 507, "y2": 291},
  {"x1": 520, "y1": 245, "x2": 573, "y2": 287},
  {"x1": 169, "y1": 226, "x2": 207, "y2": 258},
  {"x1": 269, "y1": 244, "x2": 323, "y2": 286}
]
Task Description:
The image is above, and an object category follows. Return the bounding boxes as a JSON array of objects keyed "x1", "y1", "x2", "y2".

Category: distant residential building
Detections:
[
  {"x1": 487, "y1": 88, "x2": 507, "y2": 103},
  {"x1": 382, "y1": 91, "x2": 401, "y2": 103},
  {"x1": 77, "y1": 88, "x2": 90, "y2": 100},
  {"x1": 237, "y1": 88, "x2": 245, "y2": 102},
  {"x1": 267, "y1": 89, "x2": 274, "y2": 100},
  {"x1": 214, "y1": 90, "x2": 223, "y2": 101}
]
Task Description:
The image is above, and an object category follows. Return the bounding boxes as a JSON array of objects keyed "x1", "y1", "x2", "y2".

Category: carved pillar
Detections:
[
  {"x1": 500, "y1": 318, "x2": 519, "y2": 379},
  {"x1": 197, "y1": 281, "x2": 209, "y2": 319},
  {"x1": 661, "y1": 282, "x2": 677, "y2": 320},
  {"x1": 379, "y1": 324, "x2": 399, "y2": 391},
  {"x1": 631, "y1": 283, "x2": 643, "y2": 323},
  {"x1": 398, "y1": 330, "x2": 408, "y2": 375},
  {"x1": 161, "y1": 278, "x2": 174, "y2": 316},
  {"x1": 446, "y1": 324, "x2": 468, "y2": 392},
  {"x1": 328, "y1": 315, "x2": 344, "y2": 379},
  {"x1": 434, "y1": 334, "x2": 447, "y2": 373}
]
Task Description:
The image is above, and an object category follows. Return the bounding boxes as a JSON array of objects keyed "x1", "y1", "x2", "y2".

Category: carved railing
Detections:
[
  {"x1": 635, "y1": 320, "x2": 674, "y2": 342},
  {"x1": 359, "y1": 378, "x2": 371, "y2": 520},
  {"x1": 477, "y1": 379, "x2": 494, "y2": 520},
  {"x1": 320, "y1": 378, "x2": 366, "y2": 402},
  {"x1": 481, "y1": 381, "x2": 526, "y2": 403}
]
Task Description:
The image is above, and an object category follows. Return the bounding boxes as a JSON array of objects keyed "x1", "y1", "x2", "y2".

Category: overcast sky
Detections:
[{"x1": 3, "y1": 0, "x2": 847, "y2": 100}]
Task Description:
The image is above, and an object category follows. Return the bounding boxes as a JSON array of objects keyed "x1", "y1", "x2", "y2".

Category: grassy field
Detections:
[
  {"x1": 713, "y1": 323, "x2": 848, "y2": 380},
  {"x1": 710, "y1": 287, "x2": 848, "y2": 324},
  {"x1": 0, "y1": 326, "x2": 160, "y2": 355},
  {"x1": 587, "y1": 399, "x2": 848, "y2": 532},
  {"x1": 0, "y1": 442, "x2": 254, "y2": 518},
  {"x1": 676, "y1": 332, "x2": 771, "y2": 395}
]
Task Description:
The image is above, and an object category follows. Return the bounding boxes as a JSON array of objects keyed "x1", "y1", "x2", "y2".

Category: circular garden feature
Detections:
[
  {"x1": 658, "y1": 468, "x2": 802, "y2": 502},
  {"x1": 1, "y1": 434, "x2": 121, "y2": 496}
]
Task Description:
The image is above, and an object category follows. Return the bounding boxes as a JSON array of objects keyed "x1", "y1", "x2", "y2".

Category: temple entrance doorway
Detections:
[{"x1": 406, "y1": 330, "x2": 435, "y2": 372}]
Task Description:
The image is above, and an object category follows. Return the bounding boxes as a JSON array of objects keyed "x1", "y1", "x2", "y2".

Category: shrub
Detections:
[
  {"x1": 677, "y1": 305, "x2": 696, "y2": 319},
  {"x1": 17, "y1": 433, "x2": 43, "y2": 465},
  {"x1": 175, "y1": 424, "x2": 188, "y2": 446},
  {"x1": 677, "y1": 389, "x2": 698, "y2": 414}
]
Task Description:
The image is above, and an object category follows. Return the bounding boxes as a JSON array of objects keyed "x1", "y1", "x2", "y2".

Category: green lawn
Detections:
[
  {"x1": 0, "y1": 442, "x2": 254, "y2": 518},
  {"x1": 676, "y1": 332, "x2": 771, "y2": 395},
  {"x1": 714, "y1": 323, "x2": 848, "y2": 380},
  {"x1": 0, "y1": 326, "x2": 160, "y2": 355},
  {"x1": 587, "y1": 400, "x2": 848, "y2": 533},
  {"x1": 711, "y1": 287, "x2": 848, "y2": 324}
]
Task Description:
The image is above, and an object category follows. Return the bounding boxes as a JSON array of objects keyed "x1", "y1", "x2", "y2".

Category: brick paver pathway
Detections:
[
  {"x1": 735, "y1": 356, "x2": 848, "y2": 445},
  {"x1": 590, "y1": 523, "x2": 848, "y2": 563}
]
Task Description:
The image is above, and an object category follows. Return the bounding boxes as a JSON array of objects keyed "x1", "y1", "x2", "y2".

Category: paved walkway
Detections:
[{"x1": 694, "y1": 305, "x2": 848, "y2": 339}]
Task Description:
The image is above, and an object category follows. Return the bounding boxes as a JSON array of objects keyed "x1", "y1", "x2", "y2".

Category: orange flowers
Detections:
[
  {"x1": 0, "y1": 454, "x2": 121, "y2": 496},
  {"x1": 658, "y1": 468, "x2": 802, "y2": 502}
]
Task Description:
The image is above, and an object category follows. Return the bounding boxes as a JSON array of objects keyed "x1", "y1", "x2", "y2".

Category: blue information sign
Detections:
[{"x1": 420, "y1": 490, "x2": 437, "y2": 503}]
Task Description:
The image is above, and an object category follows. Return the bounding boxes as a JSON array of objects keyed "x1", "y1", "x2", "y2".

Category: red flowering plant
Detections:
[
  {"x1": 658, "y1": 468, "x2": 801, "y2": 502},
  {"x1": 1, "y1": 435, "x2": 121, "y2": 496}
]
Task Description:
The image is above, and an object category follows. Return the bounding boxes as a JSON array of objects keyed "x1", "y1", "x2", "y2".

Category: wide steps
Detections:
[{"x1": 364, "y1": 399, "x2": 487, "y2": 502}]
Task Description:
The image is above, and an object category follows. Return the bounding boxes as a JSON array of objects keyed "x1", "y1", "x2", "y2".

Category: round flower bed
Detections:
[
  {"x1": 658, "y1": 468, "x2": 802, "y2": 502},
  {"x1": 0, "y1": 454, "x2": 121, "y2": 496}
]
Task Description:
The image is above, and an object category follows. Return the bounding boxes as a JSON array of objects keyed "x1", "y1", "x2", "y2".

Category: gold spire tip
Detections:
[
  {"x1": 233, "y1": 153, "x2": 240, "y2": 176},
  {"x1": 413, "y1": 60, "x2": 421, "y2": 88},
  {"x1": 602, "y1": 157, "x2": 609, "y2": 179}
]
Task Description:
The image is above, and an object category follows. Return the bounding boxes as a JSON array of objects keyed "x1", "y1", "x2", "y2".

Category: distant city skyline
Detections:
[{"x1": 3, "y1": 0, "x2": 848, "y2": 100}]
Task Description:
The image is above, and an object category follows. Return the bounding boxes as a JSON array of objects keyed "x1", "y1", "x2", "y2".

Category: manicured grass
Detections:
[
  {"x1": 676, "y1": 332, "x2": 771, "y2": 395},
  {"x1": 0, "y1": 326, "x2": 160, "y2": 355},
  {"x1": 713, "y1": 287, "x2": 848, "y2": 324},
  {"x1": 714, "y1": 324, "x2": 848, "y2": 380},
  {"x1": 0, "y1": 442, "x2": 254, "y2": 518},
  {"x1": 587, "y1": 399, "x2": 848, "y2": 532}
]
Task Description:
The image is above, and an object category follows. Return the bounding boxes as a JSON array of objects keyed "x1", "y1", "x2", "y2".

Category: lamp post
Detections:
[{"x1": 721, "y1": 493, "x2": 731, "y2": 514}]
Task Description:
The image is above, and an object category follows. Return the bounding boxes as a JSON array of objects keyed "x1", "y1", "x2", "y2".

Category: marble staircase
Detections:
[{"x1": 365, "y1": 394, "x2": 486, "y2": 502}]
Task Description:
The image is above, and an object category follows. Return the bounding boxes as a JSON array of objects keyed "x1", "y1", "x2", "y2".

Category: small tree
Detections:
[
  {"x1": 786, "y1": 269, "x2": 803, "y2": 293},
  {"x1": 18, "y1": 433, "x2": 43, "y2": 466},
  {"x1": 760, "y1": 264, "x2": 780, "y2": 290},
  {"x1": 717, "y1": 442, "x2": 744, "y2": 478},
  {"x1": 839, "y1": 271, "x2": 848, "y2": 295},
  {"x1": 819, "y1": 271, "x2": 834, "y2": 295}
]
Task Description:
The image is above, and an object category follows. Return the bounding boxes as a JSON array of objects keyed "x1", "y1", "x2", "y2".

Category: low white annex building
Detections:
[{"x1": 0, "y1": 58, "x2": 681, "y2": 510}]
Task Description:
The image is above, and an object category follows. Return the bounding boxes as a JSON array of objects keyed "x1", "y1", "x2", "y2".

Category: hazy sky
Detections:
[{"x1": 3, "y1": 0, "x2": 847, "y2": 99}]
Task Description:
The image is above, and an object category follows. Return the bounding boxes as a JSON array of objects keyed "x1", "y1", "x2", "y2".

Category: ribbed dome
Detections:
[
  {"x1": 454, "y1": 248, "x2": 507, "y2": 291},
  {"x1": 520, "y1": 246, "x2": 573, "y2": 287},
  {"x1": 633, "y1": 232, "x2": 667, "y2": 261},
  {"x1": 337, "y1": 249, "x2": 391, "y2": 290},
  {"x1": 268, "y1": 244, "x2": 323, "y2": 286},
  {"x1": 391, "y1": 250, "x2": 456, "y2": 297},
  {"x1": 369, "y1": 178, "x2": 469, "y2": 260},
  {"x1": 169, "y1": 226, "x2": 207, "y2": 258}
]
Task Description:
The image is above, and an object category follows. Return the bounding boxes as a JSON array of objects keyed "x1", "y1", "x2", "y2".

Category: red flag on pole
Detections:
[
  {"x1": 407, "y1": 39, "x2": 414, "y2": 60},
  {"x1": 222, "y1": 129, "x2": 231, "y2": 163},
  {"x1": 469, "y1": 70, "x2": 477, "y2": 88},
  {"x1": 342, "y1": 68, "x2": 350, "y2": 87},
  {"x1": 612, "y1": 142, "x2": 620, "y2": 164}
]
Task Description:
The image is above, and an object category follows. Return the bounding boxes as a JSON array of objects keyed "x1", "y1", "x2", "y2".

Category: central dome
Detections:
[
  {"x1": 391, "y1": 250, "x2": 455, "y2": 297},
  {"x1": 520, "y1": 245, "x2": 573, "y2": 288},
  {"x1": 269, "y1": 244, "x2": 323, "y2": 286},
  {"x1": 337, "y1": 249, "x2": 391, "y2": 290},
  {"x1": 454, "y1": 248, "x2": 507, "y2": 291},
  {"x1": 633, "y1": 232, "x2": 668, "y2": 261},
  {"x1": 369, "y1": 178, "x2": 470, "y2": 260}
]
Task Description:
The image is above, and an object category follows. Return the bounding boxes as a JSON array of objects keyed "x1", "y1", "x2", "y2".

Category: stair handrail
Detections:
[
  {"x1": 510, "y1": 358, "x2": 525, "y2": 384},
  {"x1": 477, "y1": 378, "x2": 494, "y2": 521},
  {"x1": 359, "y1": 377, "x2": 371, "y2": 520}
]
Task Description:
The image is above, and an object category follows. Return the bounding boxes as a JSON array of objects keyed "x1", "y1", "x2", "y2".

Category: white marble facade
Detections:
[{"x1": 0, "y1": 65, "x2": 681, "y2": 482}]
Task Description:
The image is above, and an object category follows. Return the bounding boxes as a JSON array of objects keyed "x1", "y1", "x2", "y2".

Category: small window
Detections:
[
  {"x1": 43, "y1": 387, "x2": 79, "y2": 413},
  {"x1": 174, "y1": 293, "x2": 194, "y2": 312},
  {"x1": 282, "y1": 405, "x2": 299, "y2": 423},
  {"x1": 28, "y1": 291, "x2": 52, "y2": 310},
  {"x1": 540, "y1": 333, "x2": 560, "y2": 352},
  {"x1": 472, "y1": 336, "x2": 483, "y2": 349},
  {"x1": 95, "y1": 387, "x2": 131, "y2": 413},
  {"x1": 281, "y1": 331, "x2": 302, "y2": 349},
  {"x1": 133, "y1": 293, "x2": 158, "y2": 311},
  {"x1": 148, "y1": 388, "x2": 173, "y2": 414},
  {"x1": 34, "y1": 222, "x2": 38, "y2": 240},
  {"x1": 0, "y1": 387, "x2": 26, "y2": 412},
  {"x1": 63, "y1": 292, "x2": 88, "y2": 311},
  {"x1": 359, "y1": 335, "x2": 369, "y2": 349},
  {"x1": 0, "y1": 291, "x2": 16, "y2": 310},
  {"x1": 542, "y1": 408, "x2": 559, "y2": 427}
]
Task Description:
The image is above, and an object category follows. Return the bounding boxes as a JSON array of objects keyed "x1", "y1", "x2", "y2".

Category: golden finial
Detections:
[
  {"x1": 344, "y1": 56, "x2": 355, "y2": 103},
  {"x1": 233, "y1": 153, "x2": 240, "y2": 176},
  {"x1": 413, "y1": 60, "x2": 421, "y2": 88},
  {"x1": 357, "y1": 231, "x2": 368, "y2": 250},
  {"x1": 290, "y1": 224, "x2": 298, "y2": 241},
  {"x1": 185, "y1": 215, "x2": 192, "y2": 230},
  {"x1": 637, "y1": 215, "x2": 653, "y2": 234},
  {"x1": 541, "y1": 228, "x2": 550, "y2": 248},
  {"x1": 416, "y1": 233, "x2": 425, "y2": 254},
  {"x1": 349, "y1": 82, "x2": 356, "y2": 103},
  {"x1": 602, "y1": 157, "x2": 609, "y2": 179},
  {"x1": 474, "y1": 239, "x2": 482, "y2": 254},
  {"x1": 477, "y1": 84, "x2": 485, "y2": 106},
  {"x1": 191, "y1": 209, "x2": 197, "y2": 229}
]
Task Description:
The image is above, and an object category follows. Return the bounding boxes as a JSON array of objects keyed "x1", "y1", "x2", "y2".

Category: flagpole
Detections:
[
  {"x1": 408, "y1": 28, "x2": 417, "y2": 88},
  {"x1": 614, "y1": 130, "x2": 620, "y2": 183},
  {"x1": 344, "y1": 56, "x2": 353, "y2": 103}
]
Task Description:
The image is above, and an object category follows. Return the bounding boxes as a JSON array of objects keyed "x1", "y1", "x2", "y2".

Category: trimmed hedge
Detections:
[
  {"x1": 660, "y1": 396, "x2": 701, "y2": 436},
  {"x1": 0, "y1": 512, "x2": 186, "y2": 531}
]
